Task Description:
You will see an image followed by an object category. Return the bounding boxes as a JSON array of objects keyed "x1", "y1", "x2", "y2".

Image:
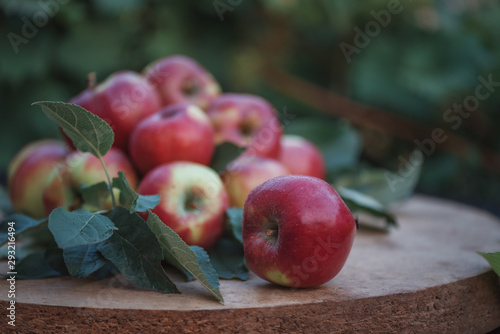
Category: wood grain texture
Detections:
[{"x1": 1, "y1": 195, "x2": 500, "y2": 333}]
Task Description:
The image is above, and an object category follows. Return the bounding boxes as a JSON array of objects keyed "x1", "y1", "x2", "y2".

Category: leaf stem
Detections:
[{"x1": 98, "y1": 155, "x2": 117, "y2": 207}]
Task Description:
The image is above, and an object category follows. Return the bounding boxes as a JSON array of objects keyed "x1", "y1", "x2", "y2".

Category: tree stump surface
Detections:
[{"x1": 1, "y1": 195, "x2": 500, "y2": 333}]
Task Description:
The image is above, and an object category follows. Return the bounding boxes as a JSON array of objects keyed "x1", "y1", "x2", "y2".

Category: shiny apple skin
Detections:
[
  {"x1": 243, "y1": 175, "x2": 356, "y2": 288},
  {"x1": 68, "y1": 71, "x2": 162, "y2": 152},
  {"x1": 207, "y1": 93, "x2": 282, "y2": 159},
  {"x1": 144, "y1": 55, "x2": 221, "y2": 110},
  {"x1": 138, "y1": 162, "x2": 229, "y2": 250},
  {"x1": 129, "y1": 103, "x2": 215, "y2": 175},
  {"x1": 278, "y1": 134, "x2": 326, "y2": 179}
]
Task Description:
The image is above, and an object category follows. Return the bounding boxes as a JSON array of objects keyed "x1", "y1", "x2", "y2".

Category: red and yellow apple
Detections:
[
  {"x1": 221, "y1": 155, "x2": 289, "y2": 208},
  {"x1": 43, "y1": 147, "x2": 138, "y2": 214},
  {"x1": 243, "y1": 175, "x2": 356, "y2": 287},
  {"x1": 129, "y1": 103, "x2": 215, "y2": 175},
  {"x1": 138, "y1": 161, "x2": 229, "y2": 249},
  {"x1": 207, "y1": 93, "x2": 282, "y2": 159},
  {"x1": 278, "y1": 134, "x2": 326, "y2": 179},
  {"x1": 8, "y1": 140, "x2": 68, "y2": 219}
]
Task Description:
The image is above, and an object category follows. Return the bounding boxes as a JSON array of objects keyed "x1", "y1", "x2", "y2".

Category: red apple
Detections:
[
  {"x1": 207, "y1": 94, "x2": 282, "y2": 158},
  {"x1": 68, "y1": 71, "x2": 162, "y2": 151},
  {"x1": 129, "y1": 103, "x2": 215, "y2": 175},
  {"x1": 137, "y1": 161, "x2": 229, "y2": 249},
  {"x1": 243, "y1": 175, "x2": 356, "y2": 288},
  {"x1": 8, "y1": 140, "x2": 68, "y2": 219},
  {"x1": 144, "y1": 55, "x2": 221, "y2": 110},
  {"x1": 43, "y1": 147, "x2": 138, "y2": 214},
  {"x1": 221, "y1": 155, "x2": 289, "y2": 208},
  {"x1": 278, "y1": 134, "x2": 326, "y2": 179}
]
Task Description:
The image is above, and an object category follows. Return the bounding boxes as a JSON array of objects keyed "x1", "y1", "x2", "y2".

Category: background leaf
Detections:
[
  {"x1": 337, "y1": 187, "x2": 397, "y2": 228},
  {"x1": 14, "y1": 252, "x2": 63, "y2": 279},
  {"x1": 210, "y1": 142, "x2": 243, "y2": 173},
  {"x1": 146, "y1": 212, "x2": 223, "y2": 302},
  {"x1": 0, "y1": 214, "x2": 47, "y2": 246},
  {"x1": 478, "y1": 252, "x2": 500, "y2": 277},
  {"x1": 32, "y1": 101, "x2": 114, "y2": 157},
  {"x1": 208, "y1": 238, "x2": 248, "y2": 280},
  {"x1": 48, "y1": 208, "x2": 116, "y2": 248},
  {"x1": 80, "y1": 181, "x2": 111, "y2": 209},
  {"x1": 97, "y1": 207, "x2": 179, "y2": 294},
  {"x1": 226, "y1": 208, "x2": 243, "y2": 244},
  {"x1": 112, "y1": 172, "x2": 160, "y2": 213}
]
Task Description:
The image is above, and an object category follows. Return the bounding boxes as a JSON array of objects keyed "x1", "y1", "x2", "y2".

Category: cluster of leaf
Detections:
[{"x1": 0, "y1": 101, "x2": 248, "y2": 303}]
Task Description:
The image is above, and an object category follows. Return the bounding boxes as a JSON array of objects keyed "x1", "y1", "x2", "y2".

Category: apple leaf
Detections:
[
  {"x1": 208, "y1": 238, "x2": 248, "y2": 280},
  {"x1": 210, "y1": 142, "x2": 243, "y2": 173},
  {"x1": 80, "y1": 181, "x2": 111, "y2": 209},
  {"x1": 145, "y1": 211, "x2": 223, "y2": 302},
  {"x1": 32, "y1": 101, "x2": 114, "y2": 158},
  {"x1": 63, "y1": 243, "x2": 108, "y2": 278},
  {"x1": 226, "y1": 207, "x2": 243, "y2": 244},
  {"x1": 97, "y1": 207, "x2": 179, "y2": 294},
  {"x1": 337, "y1": 187, "x2": 397, "y2": 228},
  {"x1": 112, "y1": 171, "x2": 160, "y2": 213},
  {"x1": 478, "y1": 252, "x2": 500, "y2": 277},
  {"x1": 334, "y1": 160, "x2": 421, "y2": 207},
  {"x1": 15, "y1": 252, "x2": 63, "y2": 279},
  {"x1": 0, "y1": 214, "x2": 47, "y2": 246},
  {"x1": 48, "y1": 208, "x2": 116, "y2": 249}
]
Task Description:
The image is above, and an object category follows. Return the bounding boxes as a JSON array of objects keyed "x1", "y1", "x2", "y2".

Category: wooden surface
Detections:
[{"x1": 1, "y1": 195, "x2": 500, "y2": 333}]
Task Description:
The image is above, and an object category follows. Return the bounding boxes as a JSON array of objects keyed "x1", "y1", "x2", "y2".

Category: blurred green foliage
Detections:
[{"x1": 1, "y1": 0, "x2": 499, "y2": 210}]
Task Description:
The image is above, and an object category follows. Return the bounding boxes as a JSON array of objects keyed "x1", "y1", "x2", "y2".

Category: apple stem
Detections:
[
  {"x1": 87, "y1": 72, "x2": 97, "y2": 90},
  {"x1": 266, "y1": 229, "x2": 278, "y2": 237},
  {"x1": 98, "y1": 155, "x2": 117, "y2": 208}
]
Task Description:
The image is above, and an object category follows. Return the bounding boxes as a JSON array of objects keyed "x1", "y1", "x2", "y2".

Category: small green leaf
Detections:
[
  {"x1": 478, "y1": 252, "x2": 500, "y2": 277},
  {"x1": 15, "y1": 252, "x2": 62, "y2": 279},
  {"x1": 112, "y1": 171, "x2": 160, "y2": 213},
  {"x1": 334, "y1": 159, "x2": 421, "y2": 206},
  {"x1": 226, "y1": 207, "x2": 243, "y2": 244},
  {"x1": 48, "y1": 208, "x2": 116, "y2": 248},
  {"x1": 81, "y1": 181, "x2": 111, "y2": 208},
  {"x1": 0, "y1": 214, "x2": 47, "y2": 246},
  {"x1": 337, "y1": 187, "x2": 397, "y2": 228},
  {"x1": 32, "y1": 101, "x2": 114, "y2": 157},
  {"x1": 97, "y1": 207, "x2": 179, "y2": 294},
  {"x1": 210, "y1": 142, "x2": 243, "y2": 173},
  {"x1": 146, "y1": 211, "x2": 223, "y2": 302},
  {"x1": 208, "y1": 238, "x2": 248, "y2": 280},
  {"x1": 63, "y1": 243, "x2": 108, "y2": 278}
]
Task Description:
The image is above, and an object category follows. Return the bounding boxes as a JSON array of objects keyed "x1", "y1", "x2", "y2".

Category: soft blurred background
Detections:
[{"x1": 1, "y1": 0, "x2": 499, "y2": 215}]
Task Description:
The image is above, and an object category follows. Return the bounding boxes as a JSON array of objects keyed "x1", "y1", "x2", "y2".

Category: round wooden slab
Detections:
[{"x1": 2, "y1": 196, "x2": 500, "y2": 333}]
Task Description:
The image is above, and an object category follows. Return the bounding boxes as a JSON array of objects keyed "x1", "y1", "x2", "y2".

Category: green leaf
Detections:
[
  {"x1": 334, "y1": 159, "x2": 421, "y2": 207},
  {"x1": 14, "y1": 252, "x2": 62, "y2": 279},
  {"x1": 63, "y1": 243, "x2": 108, "y2": 278},
  {"x1": 97, "y1": 207, "x2": 179, "y2": 294},
  {"x1": 337, "y1": 187, "x2": 397, "y2": 228},
  {"x1": 478, "y1": 252, "x2": 500, "y2": 277},
  {"x1": 32, "y1": 101, "x2": 114, "y2": 157},
  {"x1": 210, "y1": 142, "x2": 243, "y2": 173},
  {"x1": 112, "y1": 171, "x2": 160, "y2": 213},
  {"x1": 0, "y1": 214, "x2": 47, "y2": 246},
  {"x1": 0, "y1": 185, "x2": 13, "y2": 217},
  {"x1": 226, "y1": 207, "x2": 243, "y2": 244},
  {"x1": 145, "y1": 212, "x2": 223, "y2": 302},
  {"x1": 48, "y1": 208, "x2": 116, "y2": 248},
  {"x1": 81, "y1": 181, "x2": 111, "y2": 208},
  {"x1": 208, "y1": 238, "x2": 248, "y2": 280}
]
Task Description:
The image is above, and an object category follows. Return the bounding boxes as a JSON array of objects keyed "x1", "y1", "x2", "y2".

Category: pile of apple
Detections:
[{"x1": 8, "y1": 55, "x2": 356, "y2": 287}]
